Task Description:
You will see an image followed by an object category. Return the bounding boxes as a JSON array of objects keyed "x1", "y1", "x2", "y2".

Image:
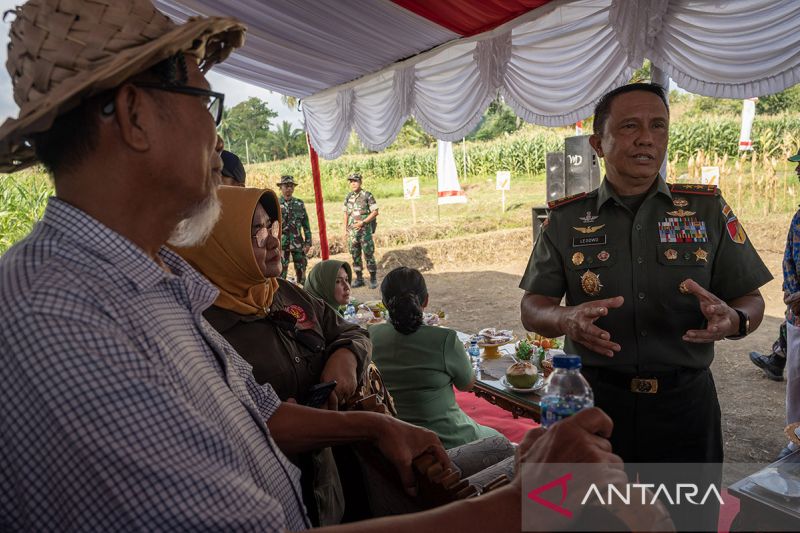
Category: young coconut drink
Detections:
[{"x1": 506, "y1": 361, "x2": 539, "y2": 388}]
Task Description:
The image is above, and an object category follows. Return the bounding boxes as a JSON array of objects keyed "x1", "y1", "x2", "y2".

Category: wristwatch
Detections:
[{"x1": 727, "y1": 308, "x2": 750, "y2": 339}]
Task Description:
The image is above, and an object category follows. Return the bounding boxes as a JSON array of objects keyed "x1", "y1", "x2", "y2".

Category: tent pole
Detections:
[
  {"x1": 652, "y1": 66, "x2": 670, "y2": 179},
  {"x1": 306, "y1": 133, "x2": 330, "y2": 260}
]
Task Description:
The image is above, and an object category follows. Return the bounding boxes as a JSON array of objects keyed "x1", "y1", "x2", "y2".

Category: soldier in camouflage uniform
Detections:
[
  {"x1": 277, "y1": 175, "x2": 312, "y2": 284},
  {"x1": 343, "y1": 173, "x2": 379, "y2": 288}
]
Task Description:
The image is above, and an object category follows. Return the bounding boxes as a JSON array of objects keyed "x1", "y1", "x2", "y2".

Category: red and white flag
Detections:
[{"x1": 738, "y1": 98, "x2": 757, "y2": 151}]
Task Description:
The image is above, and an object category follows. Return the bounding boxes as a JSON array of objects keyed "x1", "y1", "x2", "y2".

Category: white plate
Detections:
[{"x1": 500, "y1": 375, "x2": 545, "y2": 393}]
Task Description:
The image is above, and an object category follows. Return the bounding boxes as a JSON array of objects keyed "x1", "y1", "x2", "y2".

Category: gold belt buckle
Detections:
[{"x1": 630, "y1": 378, "x2": 658, "y2": 394}]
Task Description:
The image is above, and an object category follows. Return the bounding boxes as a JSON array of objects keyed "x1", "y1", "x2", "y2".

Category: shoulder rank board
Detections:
[
  {"x1": 668, "y1": 183, "x2": 719, "y2": 196},
  {"x1": 548, "y1": 191, "x2": 587, "y2": 210}
]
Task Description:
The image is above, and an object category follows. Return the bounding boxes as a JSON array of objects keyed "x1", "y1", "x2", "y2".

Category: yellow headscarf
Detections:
[{"x1": 174, "y1": 186, "x2": 280, "y2": 316}]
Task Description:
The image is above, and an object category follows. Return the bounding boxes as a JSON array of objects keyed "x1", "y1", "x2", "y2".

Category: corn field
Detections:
[{"x1": 1, "y1": 116, "x2": 799, "y2": 255}]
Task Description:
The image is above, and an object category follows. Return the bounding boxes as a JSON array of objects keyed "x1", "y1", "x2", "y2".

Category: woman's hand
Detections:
[{"x1": 320, "y1": 348, "x2": 359, "y2": 409}]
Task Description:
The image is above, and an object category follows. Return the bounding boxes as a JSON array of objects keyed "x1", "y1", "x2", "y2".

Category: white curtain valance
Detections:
[{"x1": 303, "y1": 0, "x2": 800, "y2": 159}]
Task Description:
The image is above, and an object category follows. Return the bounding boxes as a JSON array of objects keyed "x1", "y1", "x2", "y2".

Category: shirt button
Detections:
[
  {"x1": 641, "y1": 330, "x2": 648, "y2": 337},
  {"x1": 638, "y1": 292, "x2": 646, "y2": 300},
  {"x1": 294, "y1": 356, "x2": 300, "y2": 363},
  {"x1": 635, "y1": 223, "x2": 642, "y2": 230},
  {"x1": 637, "y1": 256, "x2": 644, "y2": 264}
]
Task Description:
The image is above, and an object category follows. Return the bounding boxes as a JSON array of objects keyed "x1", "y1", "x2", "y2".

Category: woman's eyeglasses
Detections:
[{"x1": 252, "y1": 219, "x2": 281, "y2": 248}]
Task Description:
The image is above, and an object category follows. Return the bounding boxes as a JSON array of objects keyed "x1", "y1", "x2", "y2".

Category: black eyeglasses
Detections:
[
  {"x1": 133, "y1": 83, "x2": 225, "y2": 126},
  {"x1": 265, "y1": 309, "x2": 326, "y2": 354}
]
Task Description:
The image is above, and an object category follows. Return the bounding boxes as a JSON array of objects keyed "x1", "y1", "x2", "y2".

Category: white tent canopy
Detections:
[{"x1": 155, "y1": 0, "x2": 800, "y2": 159}]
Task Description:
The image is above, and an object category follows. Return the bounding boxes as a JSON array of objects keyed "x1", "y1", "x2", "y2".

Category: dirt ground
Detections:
[{"x1": 319, "y1": 219, "x2": 791, "y2": 466}]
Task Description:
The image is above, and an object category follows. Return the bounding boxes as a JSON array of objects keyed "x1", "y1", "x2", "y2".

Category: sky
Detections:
[{"x1": 0, "y1": 0, "x2": 304, "y2": 128}]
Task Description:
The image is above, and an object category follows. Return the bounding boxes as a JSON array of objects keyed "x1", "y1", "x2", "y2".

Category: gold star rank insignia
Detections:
[{"x1": 693, "y1": 247, "x2": 709, "y2": 262}]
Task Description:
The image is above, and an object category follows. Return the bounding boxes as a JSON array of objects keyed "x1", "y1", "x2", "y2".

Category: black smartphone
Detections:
[{"x1": 303, "y1": 380, "x2": 337, "y2": 408}]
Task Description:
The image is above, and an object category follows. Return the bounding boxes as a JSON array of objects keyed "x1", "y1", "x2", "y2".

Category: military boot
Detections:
[
  {"x1": 352, "y1": 273, "x2": 365, "y2": 288},
  {"x1": 369, "y1": 272, "x2": 378, "y2": 289},
  {"x1": 749, "y1": 351, "x2": 786, "y2": 381}
]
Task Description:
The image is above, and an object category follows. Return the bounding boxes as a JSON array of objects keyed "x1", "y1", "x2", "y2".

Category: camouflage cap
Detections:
[
  {"x1": 276, "y1": 175, "x2": 298, "y2": 186},
  {"x1": 347, "y1": 173, "x2": 362, "y2": 181}
]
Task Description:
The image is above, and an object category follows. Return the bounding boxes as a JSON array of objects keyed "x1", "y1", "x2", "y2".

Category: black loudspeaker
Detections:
[
  {"x1": 545, "y1": 152, "x2": 565, "y2": 202},
  {"x1": 565, "y1": 135, "x2": 601, "y2": 196}
]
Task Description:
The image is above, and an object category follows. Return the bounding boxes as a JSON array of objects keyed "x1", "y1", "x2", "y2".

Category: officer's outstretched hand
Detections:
[
  {"x1": 681, "y1": 278, "x2": 737, "y2": 342},
  {"x1": 560, "y1": 296, "x2": 624, "y2": 357}
]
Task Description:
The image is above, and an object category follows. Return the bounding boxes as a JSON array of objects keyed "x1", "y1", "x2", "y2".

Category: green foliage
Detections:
[
  {"x1": 468, "y1": 99, "x2": 521, "y2": 141},
  {"x1": 757, "y1": 85, "x2": 800, "y2": 116},
  {"x1": 515, "y1": 340, "x2": 534, "y2": 361},
  {"x1": 219, "y1": 97, "x2": 278, "y2": 162},
  {"x1": 668, "y1": 116, "x2": 800, "y2": 158},
  {"x1": 249, "y1": 125, "x2": 567, "y2": 201},
  {"x1": 391, "y1": 118, "x2": 435, "y2": 150},
  {"x1": 0, "y1": 170, "x2": 53, "y2": 254}
]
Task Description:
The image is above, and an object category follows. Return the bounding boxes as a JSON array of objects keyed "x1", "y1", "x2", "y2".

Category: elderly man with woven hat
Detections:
[
  {"x1": 0, "y1": 1, "x2": 629, "y2": 531},
  {"x1": 277, "y1": 174, "x2": 312, "y2": 283}
]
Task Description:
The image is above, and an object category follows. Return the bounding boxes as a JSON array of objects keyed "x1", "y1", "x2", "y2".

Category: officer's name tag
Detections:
[{"x1": 573, "y1": 235, "x2": 607, "y2": 247}]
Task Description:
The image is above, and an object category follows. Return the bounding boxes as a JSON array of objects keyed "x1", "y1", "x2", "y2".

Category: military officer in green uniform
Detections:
[
  {"x1": 277, "y1": 175, "x2": 312, "y2": 284},
  {"x1": 519, "y1": 83, "x2": 772, "y2": 531},
  {"x1": 343, "y1": 173, "x2": 379, "y2": 288}
]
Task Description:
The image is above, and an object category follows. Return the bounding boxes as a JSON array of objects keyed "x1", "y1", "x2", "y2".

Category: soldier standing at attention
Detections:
[
  {"x1": 277, "y1": 175, "x2": 312, "y2": 284},
  {"x1": 519, "y1": 82, "x2": 772, "y2": 531},
  {"x1": 344, "y1": 173, "x2": 379, "y2": 288}
]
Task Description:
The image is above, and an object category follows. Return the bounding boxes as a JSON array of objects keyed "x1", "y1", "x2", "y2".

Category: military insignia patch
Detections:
[
  {"x1": 672, "y1": 197, "x2": 689, "y2": 208},
  {"x1": 658, "y1": 217, "x2": 708, "y2": 243},
  {"x1": 579, "y1": 211, "x2": 599, "y2": 223},
  {"x1": 597, "y1": 250, "x2": 610, "y2": 262},
  {"x1": 572, "y1": 252, "x2": 584, "y2": 266},
  {"x1": 664, "y1": 248, "x2": 678, "y2": 260},
  {"x1": 666, "y1": 209, "x2": 696, "y2": 217},
  {"x1": 573, "y1": 224, "x2": 605, "y2": 234},
  {"x1": 548, "y1": 192, "x2": 587, "y2": 210},
  {"x1": 726, "y1": 217, "x2": 747, "y2": 244},
  {"x1": 693, "y1": 247, "x2": 709, "y2": 262},
  {"x1": 580, "y1": 270, "x2": 603, "y2": 296},
  {"x1": 285, "y1": 304, "x2": 308, "y2": 324}
]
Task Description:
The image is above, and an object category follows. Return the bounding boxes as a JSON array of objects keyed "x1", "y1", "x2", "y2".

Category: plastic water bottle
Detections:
[
  {"x1": 344, "y1": 303, "x2": 356, "y2": 322},
  {"x1": 468, "y1": 337, "x2": 481, "y2": 372},
  {"x1": 540, "y1": 354, "x2": 594, "y2": 428}
]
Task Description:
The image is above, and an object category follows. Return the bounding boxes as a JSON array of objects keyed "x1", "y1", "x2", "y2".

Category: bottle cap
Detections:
[{"x1": 552, "y1": 354, "x2": 582, "y2": 369}]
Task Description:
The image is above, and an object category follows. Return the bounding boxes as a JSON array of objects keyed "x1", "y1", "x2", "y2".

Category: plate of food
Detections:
[
  {"x1": 476, "y1": 328, "x2": 515, "y2": 357},
  {"x1": 500, "y1": 376, "x2": 545, "y2": 393},
  {"x1": 422, "y1": 310, "x2": 447, "y2": 326}
]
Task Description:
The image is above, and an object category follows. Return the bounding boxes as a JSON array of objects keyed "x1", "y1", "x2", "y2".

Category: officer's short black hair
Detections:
[{"x1": 592, "y1": 83, "x2": 669, "y2": 136}]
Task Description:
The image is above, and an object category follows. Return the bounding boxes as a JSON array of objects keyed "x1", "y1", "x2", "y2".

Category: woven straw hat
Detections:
[{"x1": 0, "y1": 0, "x2": 246, "y2": 173}]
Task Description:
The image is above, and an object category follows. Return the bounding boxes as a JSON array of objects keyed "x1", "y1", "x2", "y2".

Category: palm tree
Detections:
[{"x1": 268, "y1": 120, "x2": 304, "y2": 159}]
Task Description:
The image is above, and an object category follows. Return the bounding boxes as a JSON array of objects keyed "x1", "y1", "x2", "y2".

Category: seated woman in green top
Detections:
[
  {"x1": 304, "y1": 260, "x2": 352, "y2": 313},
  {"x1": 370, "y1": 267, "x2": 505, "y2": 449}
]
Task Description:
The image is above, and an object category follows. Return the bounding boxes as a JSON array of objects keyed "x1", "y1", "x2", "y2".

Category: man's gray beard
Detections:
[{"x1": 167, "y1": 193, "x2": 222, "y2": 248}]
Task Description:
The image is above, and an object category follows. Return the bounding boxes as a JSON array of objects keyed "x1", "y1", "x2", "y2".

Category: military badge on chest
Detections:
[{"x1": 658, "y1": 197, "x2": 708, "y2": 243}]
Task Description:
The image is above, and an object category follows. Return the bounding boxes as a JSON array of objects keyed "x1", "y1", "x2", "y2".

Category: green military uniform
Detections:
[
  {"x1": 344, "y1": 189, "x2": 378, "y2": 277},
  {"x1": 520, "y1": 177, "x2": 771, "y2": 496},
  {"x1": 279, "y1": 195, "x2": 312, "y2": 283}
]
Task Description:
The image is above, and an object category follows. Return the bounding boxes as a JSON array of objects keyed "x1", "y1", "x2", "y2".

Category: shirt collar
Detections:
[
  {"x1": 595, "y1": 175, "x2": 671, "y2": 211},
  {"x1": 41, "y1": 198, "x2": 219, "y2": 302}
]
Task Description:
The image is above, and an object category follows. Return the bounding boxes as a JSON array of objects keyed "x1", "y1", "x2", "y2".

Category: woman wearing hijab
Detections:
[
  {"x1": 174, "y1": 186, "x2": 370, "y2": 526},
  {"x1": 305, "y1": 259, "x2": 352, "y2": 313}
]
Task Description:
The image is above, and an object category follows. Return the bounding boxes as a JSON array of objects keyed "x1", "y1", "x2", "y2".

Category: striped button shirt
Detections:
[{"x1": 0, "y1": 198, "x2": 310, "y2": 531}]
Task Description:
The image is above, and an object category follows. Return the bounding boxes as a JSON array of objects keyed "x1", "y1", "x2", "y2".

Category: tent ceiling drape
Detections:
[{"x1": 155, "y1": 0, "x2": 800, "y2": 159}]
